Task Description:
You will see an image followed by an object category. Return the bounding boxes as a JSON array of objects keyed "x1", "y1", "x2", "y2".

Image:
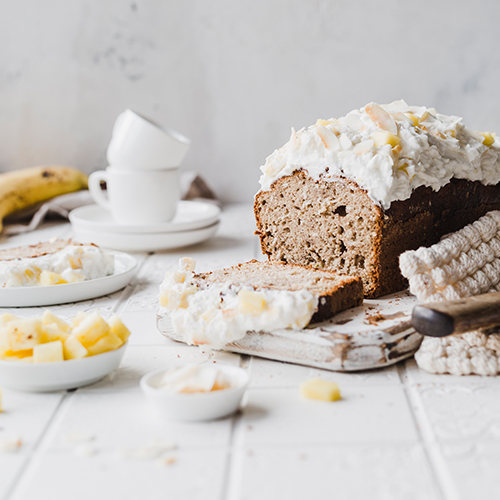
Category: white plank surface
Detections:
[{"x1": 1, "y1": 203, "x2": 498, "y2": 500}]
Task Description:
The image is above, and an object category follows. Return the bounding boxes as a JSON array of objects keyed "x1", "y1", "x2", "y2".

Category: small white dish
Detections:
[
  {"x1": 0, "y1": 251, "x2": 138, "y2": 307},
  {"x1": 72, "y1": 221, "x2": 219, "y2": 252},
  {"x1": 69, "y1": 201, "x2": 221, "y2": 234},
  {"x1": 0, "y1": 343, "x2": 128, "y2": 392},
  {"x1": 140, "y1": 364, "x2": 249, "y2": 421}
]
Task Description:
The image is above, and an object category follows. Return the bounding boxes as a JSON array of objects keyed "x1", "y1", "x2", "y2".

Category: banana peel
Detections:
[{"x1": 0, "y1": 166, "x2": 88, "y2": 233}]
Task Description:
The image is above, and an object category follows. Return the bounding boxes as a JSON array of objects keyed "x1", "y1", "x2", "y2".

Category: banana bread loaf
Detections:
[{"x1": 254, "y1": 101, "x2": 500, "y2": 298}]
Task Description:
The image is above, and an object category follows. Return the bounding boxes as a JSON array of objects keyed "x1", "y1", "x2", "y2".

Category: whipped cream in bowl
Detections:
[{"x1": 140, "y1": 362, "x2": 249, "y2": 421}]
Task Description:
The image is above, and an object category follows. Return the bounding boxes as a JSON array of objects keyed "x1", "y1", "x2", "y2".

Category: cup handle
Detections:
[{"x1": 88, "y1": 170, "x2": 110, "y2": 210}]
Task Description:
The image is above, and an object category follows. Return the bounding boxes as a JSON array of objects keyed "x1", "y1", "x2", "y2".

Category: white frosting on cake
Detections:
[
  {"x1": 259, "y1": 100, "x2": 500, "y2": 209},
  {"x1": 0, "y1": 244, "x2": 115, "y2": 287},
  {"x1": 158, "y1": 258, "x2": 318, "y2": 349}
]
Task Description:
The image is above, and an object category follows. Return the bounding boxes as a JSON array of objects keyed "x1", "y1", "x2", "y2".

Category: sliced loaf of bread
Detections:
[
  {"x1": 158, "y1": 258, "x2": 363, "y2": 348},
  {"x1": 192, "y1": 259, "x2": 363, "y2": 323}
]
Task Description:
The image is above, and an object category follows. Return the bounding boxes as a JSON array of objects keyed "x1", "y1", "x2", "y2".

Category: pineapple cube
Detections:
[
  {"x1": 39, "y1": 270, "x2": 67, "y2": 286},
  {"x1": 160, "y1": 287, "x2": 197, "y2": 310},
  {"x1": 403, "y1": 112, "x2": 419, "y2": 126},
  {"x1": 238, "y1": 290, "x2": 266, "y2": 315},
  {"x1": 179, "y1": 257, "x2": 196, "y2": 272},
  {"x1": 87, "y1": 331, "x2": 123, "y2": 356},
  {"x1": 173, "y1": 271, "x2": 187, "y2": 283},
  {"x1": 480, "y1": 131, "x2": 496, "y2": 147},
  {"x1": 34, "y1": 341, "x2": 64, "y2": 363},
  {"x1": 7, "y1": 319, "x2": 43, "y2": 352},
  {"x1": 159, "y1": 289, "x2": 179, "y2": 309},
  {"x1": 299, "y1": 378, "x2": 341, "y2": 402},
  {"x1": 68, "y1": 255, "x2": 82, "y2": 270},
  {"x1": 0, "y1": 329, "x2": 10, "y2": 357},
  {"x1": 24, "y1": 266, "x2": 41, "y2": 284},
  {"x1": 1, "y1": 349, "x2": 33, "y2": 360},
  {"x1": 43, "y1": 323, "x2": 70, "y2": 343},
  {"x1": 71, "y1": 311, "x2": 88, "y2": 328},
  {"x1": 72, "y1": 312, "x2": 110, "y2": 348},
  {"x1": 0, "y1": 313, "x2": 18, "y2": 328},
  {"x1": 107, "y1": 314, "x2": 131, "y2": 343},
  {"x1": 315, "y1": 118, "x2": 334, "y2": 127},
  {"x1": 179, "y1": 287, "x2": 197, "y2": 308},
  {"x1": 41, "y1": 310, "x2": 70, "y2": 332},
  {"x1": 63, "y1": 335, "x2": 88, "y2": 360},
  {"x1": 372, "y1": 130, "x2": 401, "y2": 148},
  {"x1": 18, "y1": 356, "x2": 34, "y2": 363}
]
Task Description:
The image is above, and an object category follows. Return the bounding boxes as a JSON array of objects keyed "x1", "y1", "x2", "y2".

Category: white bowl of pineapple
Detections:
[{"x1": 0, "y1": 310, "x2": 131, "y2": 392}]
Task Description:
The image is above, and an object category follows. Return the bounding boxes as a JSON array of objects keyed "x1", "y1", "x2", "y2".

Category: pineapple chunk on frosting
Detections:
[
  {"x1": 158, "y1": 258, "x2": 318, "y2": 348},
  {"x1": 259, "y1": 100, "x2": 500, "y2": 210}
]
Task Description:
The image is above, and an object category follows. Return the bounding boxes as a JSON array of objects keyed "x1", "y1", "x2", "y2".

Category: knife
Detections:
[{"x1": 411, "y1": 291, "x2": 500, "y2": 337}]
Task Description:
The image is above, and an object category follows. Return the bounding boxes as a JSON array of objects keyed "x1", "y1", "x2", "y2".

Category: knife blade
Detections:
[{"x1": 411, "y1": 290, "x2": 500, "y2": 337}]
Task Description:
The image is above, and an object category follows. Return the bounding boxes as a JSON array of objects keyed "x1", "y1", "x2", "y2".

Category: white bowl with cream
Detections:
[{"x1": 140, "y1": 363, "x2": 249, "y2": 421}]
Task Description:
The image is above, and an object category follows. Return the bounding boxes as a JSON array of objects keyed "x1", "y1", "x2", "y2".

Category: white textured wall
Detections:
[{"x1": 1, "y1": 0, "x2": 500, "y2": 202}]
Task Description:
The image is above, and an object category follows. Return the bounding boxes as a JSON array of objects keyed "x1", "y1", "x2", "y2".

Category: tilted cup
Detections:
[
  {"x1": 107, "y1": 109, "x2": 191, "y2": 169},
  {"x1": 88, "y1": 167, "x2": 180, "y2": 225}
]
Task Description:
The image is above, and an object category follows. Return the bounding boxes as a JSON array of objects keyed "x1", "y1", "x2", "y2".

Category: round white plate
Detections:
[
  {"x1": 0, "y1": 343, "x2": 128, "y2": 392},
  {"x1": 0, "y1": 251, "x2": 138, "y2": 308},
  {"x1": 69, "y1": 201, "x2": 221, "y2": 234},
  {"x1": 72, "y1": 221, "x2": 220, "y2": 252}
]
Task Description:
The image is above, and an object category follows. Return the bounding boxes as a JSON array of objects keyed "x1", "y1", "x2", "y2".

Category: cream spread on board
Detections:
[
  {"x1": 158, "y1": 258, "x2": 318, "y2": 348},
  {"x1": 259, "y1": 100, "x2": 500, "y2": 209}
]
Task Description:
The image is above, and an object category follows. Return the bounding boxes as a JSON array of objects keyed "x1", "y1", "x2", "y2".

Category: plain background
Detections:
[{"x1": 1, "y1": 0, "x2": 500, "y2": 202}]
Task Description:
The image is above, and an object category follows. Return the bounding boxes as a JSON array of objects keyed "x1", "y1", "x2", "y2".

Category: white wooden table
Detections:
[{"x1": 1, "y1": 203, "x2": 499, "y2": 500}]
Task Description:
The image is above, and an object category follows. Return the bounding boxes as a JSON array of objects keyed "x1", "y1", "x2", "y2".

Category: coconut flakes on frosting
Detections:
[{"x1": 258, "y1": 100, "x2": 500, "y2": 210}]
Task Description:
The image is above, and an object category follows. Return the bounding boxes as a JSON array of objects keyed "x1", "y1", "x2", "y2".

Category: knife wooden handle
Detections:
[{"x1": 411, "y1": 291, "x2": 500, "y2": 337}]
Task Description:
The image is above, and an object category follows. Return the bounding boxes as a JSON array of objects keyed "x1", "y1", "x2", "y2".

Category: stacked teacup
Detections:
[{"x1": 89, "y1": 110, "x2": 190, "y2": 225}]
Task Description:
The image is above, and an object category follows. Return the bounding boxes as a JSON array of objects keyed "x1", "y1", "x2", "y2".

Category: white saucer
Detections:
[
  {"x1": 72, "y1": 221, "x2": 219, "y2": 252},
  {"x1": 69, "y1": 201, "x2": 220, "y2": 234}
]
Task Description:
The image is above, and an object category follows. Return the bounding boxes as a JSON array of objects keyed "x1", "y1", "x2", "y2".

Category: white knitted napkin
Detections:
[{"x1": 400, "y1": 211, "x2": 500, "y2": 376}]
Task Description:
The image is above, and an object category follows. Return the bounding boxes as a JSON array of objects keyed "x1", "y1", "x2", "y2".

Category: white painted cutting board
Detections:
[{"x1": 157, "y1": 289, "x2": 423, "y2": 372}]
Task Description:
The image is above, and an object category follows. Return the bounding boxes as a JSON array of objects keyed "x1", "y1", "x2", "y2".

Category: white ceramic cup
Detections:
[
  {"x1": 88, "y1": 167, "x2": 180, "y2": 225},
  {"x1": 107, "y1": 109, "x2": 191, "y2": 169}
]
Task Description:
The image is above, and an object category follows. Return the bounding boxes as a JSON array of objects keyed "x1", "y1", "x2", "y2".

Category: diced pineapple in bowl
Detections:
[{"x1": 0, "y1": 310, "x2": 131, "y2": 392}]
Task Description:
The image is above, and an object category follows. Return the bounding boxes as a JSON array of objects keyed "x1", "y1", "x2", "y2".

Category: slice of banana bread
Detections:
[
  {"x1": 158, "y1": 258, "x2": 363, "y2": 348},
  {"x1": 192, "y1": 259, "x2": 363, "y2": 323}
]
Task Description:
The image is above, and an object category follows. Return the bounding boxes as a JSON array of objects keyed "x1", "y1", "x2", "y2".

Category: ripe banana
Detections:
[{"x1": 0, "y1": 166, "x2": 88, "y2": 233}]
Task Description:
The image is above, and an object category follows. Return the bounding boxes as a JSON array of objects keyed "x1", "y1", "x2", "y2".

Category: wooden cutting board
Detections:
[{"x1": 156, "y1": 290, "x2": 423, "y2": 372}]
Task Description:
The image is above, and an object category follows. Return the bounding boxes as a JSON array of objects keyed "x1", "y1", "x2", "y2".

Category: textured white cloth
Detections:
[{"x1": 400, "y1": 210, "x2": 500, "y2": 376}]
